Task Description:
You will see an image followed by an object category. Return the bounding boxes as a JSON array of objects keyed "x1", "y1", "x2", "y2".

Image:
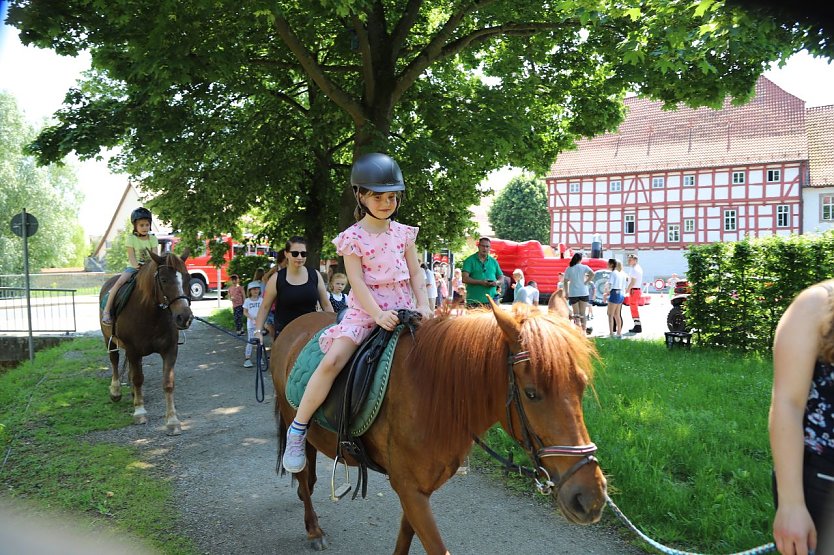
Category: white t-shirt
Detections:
[
  {"x1": 425, "y1": 268, "x2": 438, "y2": 298},
  {"x1": 608, "y1": 270, "x2": 629, "y2": 291},
  {"x1": 243, "y1": 297, "x2": 263, "y2": 329},
  {"x1": 625, "y1": 264, "x2": 643, "y2": 289}
]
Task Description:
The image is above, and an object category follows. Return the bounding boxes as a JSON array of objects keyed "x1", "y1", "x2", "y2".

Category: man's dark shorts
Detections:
[{"x1": 568, "y1": 295, "x2": 589, "y2": 305}]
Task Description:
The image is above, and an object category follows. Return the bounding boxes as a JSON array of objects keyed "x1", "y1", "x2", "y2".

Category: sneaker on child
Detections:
[{"x1": 283, "y1": 429, "x2": 307, "y2": 473}]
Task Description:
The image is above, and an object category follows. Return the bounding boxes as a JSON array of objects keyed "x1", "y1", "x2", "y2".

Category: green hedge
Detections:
[{"x1": 685, "y1": 230, "x2": 834, "y2": 352}]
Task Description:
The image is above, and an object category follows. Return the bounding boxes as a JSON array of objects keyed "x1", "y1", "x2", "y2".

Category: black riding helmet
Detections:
[
  {"x1": 351, "y1": 153, "x2": 404, "y2": 220},
  {"x1": 131, "y1": 207, "x2": 153, "y2": 224}
]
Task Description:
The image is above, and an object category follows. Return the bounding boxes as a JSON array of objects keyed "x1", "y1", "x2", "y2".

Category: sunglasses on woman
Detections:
[{"x1": 289, "y1": 250, "x2": 307, "y2": 258}]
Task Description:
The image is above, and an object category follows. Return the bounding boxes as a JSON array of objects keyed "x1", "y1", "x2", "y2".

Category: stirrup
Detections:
[
  {"x1": 330, "y1": 457, "x2": 352, "y2": 501},
  {"x1": 107, "y1": 335, "x2": 121, "y2": 354}
]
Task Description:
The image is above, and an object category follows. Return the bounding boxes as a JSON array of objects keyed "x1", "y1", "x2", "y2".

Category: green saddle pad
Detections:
[
  {"x1": 100, "y1": 275, "x2": 138, "y2": 320},
  {"x1": 286, "y1": 324, "x2": 405, "y2": 436}
]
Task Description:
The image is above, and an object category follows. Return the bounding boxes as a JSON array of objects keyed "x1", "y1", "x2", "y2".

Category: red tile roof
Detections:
[
  {"x1": 548, "y1": 77, "x2": 808, "y2": 178},
  {"x1": 806, "y1": 105, "x2": 834, "y2": 188}
]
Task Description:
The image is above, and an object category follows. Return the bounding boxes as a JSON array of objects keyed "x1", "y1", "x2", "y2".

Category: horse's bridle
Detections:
[
  {"x1": 154, "y1": 265, "x2": 192, "y2": 310},
  {"x1": 502, "y1": 351, "x2": 599, "y2": 496}
]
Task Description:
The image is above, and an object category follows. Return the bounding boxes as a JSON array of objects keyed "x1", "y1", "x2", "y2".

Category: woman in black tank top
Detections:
[
  {"x1": 253, "y1": 236, "x2": 333, "y2": 340},
  {"x1": 771, "y1": 280, "x2": 834, "y2": 554}
]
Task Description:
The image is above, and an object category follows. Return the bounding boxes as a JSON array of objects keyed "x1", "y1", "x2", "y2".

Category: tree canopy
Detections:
[
  {"x1": 488, "y1": 175, "x2": 550, "y2": 244},
  {"x1": 0, "y1": 92, "x2": 87, "y2": 275},
  {"x1": 8, "y1": 0, "x2": 831, "y2": 260}
]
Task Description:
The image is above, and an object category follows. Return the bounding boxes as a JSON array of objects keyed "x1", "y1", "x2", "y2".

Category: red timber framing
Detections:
[{"x1": 547, "y1": 161, "x2": 804, "y2": 251}]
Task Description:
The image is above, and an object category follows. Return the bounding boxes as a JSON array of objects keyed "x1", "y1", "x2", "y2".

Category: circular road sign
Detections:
[
  {"x1": 11, "y1": 212, "x2": 39, "y2": 238},
  {"x1": 654, "y1": 278, "x2": 666, "y2": 291}
]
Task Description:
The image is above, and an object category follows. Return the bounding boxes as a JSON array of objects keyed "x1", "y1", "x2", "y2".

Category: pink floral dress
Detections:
[{"x1": 319, "y1": 221, "x2": 418, "y2": 352}]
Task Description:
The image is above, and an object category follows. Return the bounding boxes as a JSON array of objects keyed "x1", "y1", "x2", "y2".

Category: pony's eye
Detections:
[{"x1": 524, "y1": 387, "x2": 539, "y2": 401}]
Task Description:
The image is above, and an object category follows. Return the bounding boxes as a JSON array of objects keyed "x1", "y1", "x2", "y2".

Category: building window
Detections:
[
  {"x1": 823, "y1": 195, "x2": 834, "y2": 221},
  {"x1": 776, "y1": 205, "x2": 790, "y2": 228},
  {"x1": 684, "y1": 218, "x2": 695, "y2": 233},
  {"x1": 767, "y1": 169, "x2": 782, "y2": 182},
  {"x1": 569, "y1": 182, "x2": 580, "y2": 193},
  {"x1": 683, "y1": 175, "x2": 695, "y2": 187},
  {"x1": 724, "y1": 209, "x2": 737, "y2": 231},
  {"x1": 732, "y1": 171, "x2": 745, "y2": 184},
  {"x1": 651, "y1": 177, "x2": 665, "y2": 189},
  {"x1": 609, "y1": 179, "x2": 622, "y2": 192},
  {"x1": 667, "y1": 224, "x2": 680, "y2": 242},
  {"x1": 625, "y1": 213, "x2": 635, "y2": 234}
]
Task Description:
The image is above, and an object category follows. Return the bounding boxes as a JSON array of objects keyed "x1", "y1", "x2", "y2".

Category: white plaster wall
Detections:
[{"x1": 803, "y1": 186, "x2": 834, "y2": 234}]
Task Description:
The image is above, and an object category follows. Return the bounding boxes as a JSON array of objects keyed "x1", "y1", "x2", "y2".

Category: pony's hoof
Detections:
[
  {"x1": 309, "y1": 536, "x2": 328, "y2": 551},
  {"x1": 166, "y1": 422, "x2": 182, "y2": 436},
  {"x1": 134, "y1": 414, "x2": 148, "y2": 425}
]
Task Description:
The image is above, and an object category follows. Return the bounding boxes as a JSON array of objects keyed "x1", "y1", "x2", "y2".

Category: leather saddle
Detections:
[{"x1": 323, "y1": 308, "x2": 422, "y2": 498}]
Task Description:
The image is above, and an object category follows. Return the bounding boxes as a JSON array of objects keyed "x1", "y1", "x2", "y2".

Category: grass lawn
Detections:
[
  {"x1": 477, "y1": 337, "x2": 774, "y2": 553},
  {"x1": 0, "y1": 338, "x2": 197, "y2": 555}
]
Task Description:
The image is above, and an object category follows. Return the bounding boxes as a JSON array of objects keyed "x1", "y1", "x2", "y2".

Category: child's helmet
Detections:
[
  {"x1": 247, "y1": 282, "x2": 261, "y2": 292},
  {"x1": 131, "y1": 207, "x2": 153, "y2": 224},
  {"x1": 350, "y1": 153, "x2": 404, "y2": 192}
]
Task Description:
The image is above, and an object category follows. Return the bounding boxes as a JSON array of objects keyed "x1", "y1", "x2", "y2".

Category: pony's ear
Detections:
[
  {"x1": 548, "y1": 289, "x2": 570, "y2": 319},
  {"x1": 179, "y1": 247, "x2": 190, "y2": 263},
  {"x1": 488, "y1": 297, "x2": 522, "y2": 348},
  {"x1": 148, "y1": 250, "x2": 164, "y2": 265}
]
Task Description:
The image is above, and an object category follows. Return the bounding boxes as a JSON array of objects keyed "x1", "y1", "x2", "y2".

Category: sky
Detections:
[{"x1": 2, "y1": 6, "x2": 834, "y2": 238}]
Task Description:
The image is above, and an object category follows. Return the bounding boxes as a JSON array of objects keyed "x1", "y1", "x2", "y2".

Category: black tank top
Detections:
[{"x1": 274, "y1": 268, "x2": 319, "y2": 335}]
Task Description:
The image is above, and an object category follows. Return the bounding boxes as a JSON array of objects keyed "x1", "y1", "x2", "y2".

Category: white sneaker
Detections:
[
  {"x1": 243, "y1": 359, "x2": 253, "y2": 368},
  {"x1": 283, "y1": 430, "x2": 307, "y2": 473}
]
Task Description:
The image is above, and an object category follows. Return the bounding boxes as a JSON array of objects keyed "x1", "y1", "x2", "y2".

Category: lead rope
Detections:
[
  {"x1": 192, "y1": 315, "x2": 268, "y2": 402},
  {"x1": 604, "y1": 495, "x2": 777, "y2": 555}
]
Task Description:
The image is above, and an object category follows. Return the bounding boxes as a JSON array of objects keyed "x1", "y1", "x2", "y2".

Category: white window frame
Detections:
[
  {"x1": 609, "y1": 179, "x2": 622, "y2": 192},
  {"x1": 683, "y1": 175, "x2": 695, "y2": 187},
  {"x1": 776, "y1": 205, "x2": 790, "y2": 228},
  {"x1": 767, "y1": 169, "x2": 782, "y2": 183},
  {"x1": 724, "y1": 209, "x2": 737, "y2": 231},
  {"x1": 732, "y1": 171, "x2": 745, "y2": 184},
  {"x1": 624, "y1": 213, "x2": 636, "y2": 234},
  {"x1": 569, "y1": 182, "x2": 580, "y2": 193},
  {"x1": 667, "y1": 224, "x2": 680, "y2": 242},
  {"x1": 651, "y1": 176, "x2": 665, "y2": 189},
  {"x1": 822, "y1": 195, "x2": 834, "y2": 221},
  {"x1": 684, "y1": 218, "x2": 695, "y2": 233}
]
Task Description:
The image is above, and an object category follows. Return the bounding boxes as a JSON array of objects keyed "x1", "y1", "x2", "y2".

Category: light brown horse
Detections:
[
  {"x1": 99, "y1": 250, "x2": 193, "y2": 434},
  {"x1": 271, "y1": 298, "x2": 606, "y2": 553}
]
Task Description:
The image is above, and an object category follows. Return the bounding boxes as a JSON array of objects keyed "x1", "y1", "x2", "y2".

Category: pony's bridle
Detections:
[
  {"x1": 154, "y1": 265, "x2": 191, "y2": 310},
  {"x1": 503, "y1": 351, "x2": 599, "y2": 496}
]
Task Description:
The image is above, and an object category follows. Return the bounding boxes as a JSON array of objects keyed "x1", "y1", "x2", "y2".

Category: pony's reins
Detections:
[
  {"x1": 192, "y1": 315, "x2": 270, "y2": 402},
  {"x1": 473, "y1": 350, "x2": 777, "y2": 555}
]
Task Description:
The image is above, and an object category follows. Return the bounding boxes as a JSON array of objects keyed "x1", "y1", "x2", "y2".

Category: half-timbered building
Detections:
[{"x1": 546, "y1": 77, "x2": 831, "y2": 282}]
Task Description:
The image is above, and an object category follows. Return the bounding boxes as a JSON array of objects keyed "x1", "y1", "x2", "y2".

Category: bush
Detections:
[
  {"x1": 686, "y1": 230, "x2": 834, "y2": 352},
  {"x1": 228, "y1": 254, "x2": 272, "y2": 286}
]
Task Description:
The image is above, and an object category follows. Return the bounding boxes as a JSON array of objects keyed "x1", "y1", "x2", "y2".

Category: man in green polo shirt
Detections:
[{"x1": 462, "y1": 237, "x2": 504, "y2": 306}]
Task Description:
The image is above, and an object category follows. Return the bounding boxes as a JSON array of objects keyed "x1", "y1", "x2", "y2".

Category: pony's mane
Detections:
[
  {"x1": 133, "y1": 252, "x2": 188, "y2": 308},
  {"x1": 410, "y1": 304, "x2": 595, "y2": 455}
]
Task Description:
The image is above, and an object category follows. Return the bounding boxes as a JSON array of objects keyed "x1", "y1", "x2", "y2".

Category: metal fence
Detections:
[{"x1": 0, "y1": 288, "x2": 77, "y2": 333}]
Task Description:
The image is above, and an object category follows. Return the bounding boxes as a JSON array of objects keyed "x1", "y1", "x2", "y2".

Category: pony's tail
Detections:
[{"x1": 275, "y1": 399, "x2": 287, "y2": 477}]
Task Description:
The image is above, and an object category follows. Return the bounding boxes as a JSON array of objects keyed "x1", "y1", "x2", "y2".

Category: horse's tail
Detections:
[{"x1": 275, "y1": 399, "x2": 287, "y2": 477}]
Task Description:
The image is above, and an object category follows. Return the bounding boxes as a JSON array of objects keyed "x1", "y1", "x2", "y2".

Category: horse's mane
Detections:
[
  {"x1": 133, "y1": 252, "x2": 188, "y2": 308},
  {"x1": 410, "y1": 304, "x2": 595, "y2": 456}
]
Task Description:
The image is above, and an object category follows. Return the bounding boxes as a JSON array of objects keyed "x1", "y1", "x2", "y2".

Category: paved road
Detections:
[{"x1": 64, "y1": 292, "x2": 675, "y2": 341}]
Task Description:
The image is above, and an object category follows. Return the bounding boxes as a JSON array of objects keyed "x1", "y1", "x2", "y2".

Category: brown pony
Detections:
[
  {"x1": 99, "y1": 250, "x2": 193, "y2": 434},
  {"x1": 271, "y1": 298, "x2": 606, "y2": 553}
]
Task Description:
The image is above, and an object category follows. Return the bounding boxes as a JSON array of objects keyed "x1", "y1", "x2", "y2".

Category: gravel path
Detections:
[{"x1": 89, "y1": 318, "x2": 644, "y2": 555}]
